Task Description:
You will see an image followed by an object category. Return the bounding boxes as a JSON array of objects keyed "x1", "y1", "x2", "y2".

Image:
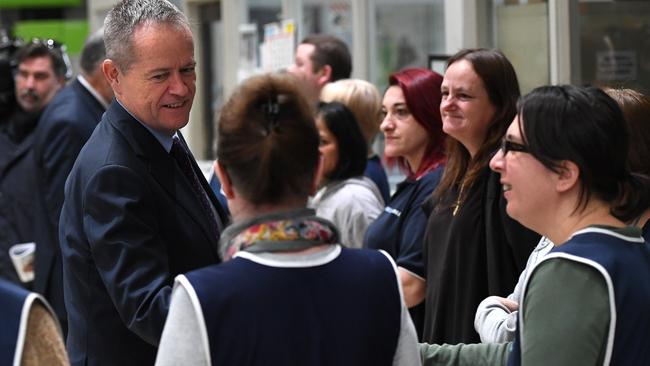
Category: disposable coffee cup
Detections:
[{"x1": 9, "y1": 242, "x2": 35, "y2": 283}]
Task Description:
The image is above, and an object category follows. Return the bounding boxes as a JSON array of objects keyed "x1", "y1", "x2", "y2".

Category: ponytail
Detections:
[{"x1": 611, "y1": 173, "x2": 650, "y2": 223}]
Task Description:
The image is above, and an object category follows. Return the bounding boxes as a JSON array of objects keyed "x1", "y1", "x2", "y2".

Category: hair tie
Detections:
[{"x1": 261, "y1": 94, "x2": 280, "y2": 135}]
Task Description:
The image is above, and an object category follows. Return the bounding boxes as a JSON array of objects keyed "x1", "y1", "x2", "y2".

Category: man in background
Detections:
[
  {"x1": 0, "y1": 40, "x2": 66, "y2": 286},
  {"x1": 287, "y1": 34, "x2": 351, "y2": 104},
  {"x1": 32, "y1": 29, "x2": 113, "y2": 335},
  {"x1": 209, "y1": 34, "x2": 352, "y2": 206}
]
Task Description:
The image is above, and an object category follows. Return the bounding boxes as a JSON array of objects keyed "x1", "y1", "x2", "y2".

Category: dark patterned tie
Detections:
[{"x1": 170, "y1": 137, "x2": 222, "y2": 237}]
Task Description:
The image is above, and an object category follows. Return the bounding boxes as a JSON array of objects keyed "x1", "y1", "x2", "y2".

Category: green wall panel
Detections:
[
  {"x1": 13, "y1": 20, "x2": 88, "y2": 55},
  {"x1": 0, "y1": 0, "x2": 81, "y2": 8}
]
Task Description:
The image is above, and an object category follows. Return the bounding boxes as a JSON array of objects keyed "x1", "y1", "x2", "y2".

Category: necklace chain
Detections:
[{"x1": 452, "y1": 181, "x2": 466, "y2": 216}]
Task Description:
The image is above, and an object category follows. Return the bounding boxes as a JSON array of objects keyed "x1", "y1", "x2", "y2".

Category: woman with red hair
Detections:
[{"x1": 363, "y1": 68, "x2": 446, "y2": 338}]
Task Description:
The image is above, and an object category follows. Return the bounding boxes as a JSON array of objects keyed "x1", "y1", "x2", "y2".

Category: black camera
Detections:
[{"x1": 0, "y1": 30, "x2": 19, "y2": 119}]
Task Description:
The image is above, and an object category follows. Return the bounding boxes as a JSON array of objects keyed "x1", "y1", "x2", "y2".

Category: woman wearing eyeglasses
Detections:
[
  {"x1": 474, "y1": 87, "x2": 650, "y2": 344},
  {"x1": 421, "y1": 48, "x2": 539, "y2": 344},
  {"x1": 420, "y1": 84, "x2": 650, "y2": 365}
]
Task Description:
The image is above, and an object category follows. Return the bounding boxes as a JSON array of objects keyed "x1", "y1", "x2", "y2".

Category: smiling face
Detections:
[
  {"x1": 380, "y1": 85, "x2": 429, "y2": 172},
  {"x1": 105, "y1": 22, "x2": 196, "y2": 135},
  {"x1": 489, "y1": 117, "x2": 558, "y2": 231},
  {"x1": 440, "y1": 59, "x2": 497, "y2": 157},
  {"x1": 316, "y1": 115, "x2": 339, "y2": 180}
]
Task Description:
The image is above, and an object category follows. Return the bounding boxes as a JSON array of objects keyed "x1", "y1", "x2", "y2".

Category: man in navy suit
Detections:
[
  {"x1": 31, "y1": 29, "x2": 113, "y2": 336},
  {"x1": 58, "y1": 1, "x2": 227, "y2": 365}
]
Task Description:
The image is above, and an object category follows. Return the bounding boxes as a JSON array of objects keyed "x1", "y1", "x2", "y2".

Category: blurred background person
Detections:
[
  {"x1": 422, "y1": 48, "x2": 539, "y2": 345},
  {"x1": 309, "y1": 101, "x2": 384, "y2": 248},
  {"x1": 604, "y1": 88, "x2": 650, "y2": 237},
  {"x1": 364, "y1": 68, "x2": 446, "y2": 338},
  {"x1": 156, "y1": 73, "x2": 419, "y2": 366},
  {"x1": 0, "y1": 40, "x2": 67, "y2": 287},
  {"x1": 321, "y1": 78, "x2": 390, "y2": 203},
  {"x1": 31, "y1": 28, "x2": 113, "y2": 336},
  {"x1": 421, "y1": 85, "x2": 650, "y2": 365},
  {"x1": 210, "y1": 36, "x2": 351, "y2": 214},
  {"x1": 287, "y1": 34, "x2": 351, "y2": 105},
  {"x1": 210, "y1": 34, "x2": 352, "y2": 217},
  {"x1": 8, "y1": 40, "x2": 66, "y2": 119}
]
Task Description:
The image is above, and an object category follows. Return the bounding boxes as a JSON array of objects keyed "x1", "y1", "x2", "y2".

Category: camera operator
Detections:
[
  {"x1": 0, "y1": 40, "x2": 66, "y2": 286},
  {"x1": 2, "y1": 41, "x2": 66, "y2": 141}
]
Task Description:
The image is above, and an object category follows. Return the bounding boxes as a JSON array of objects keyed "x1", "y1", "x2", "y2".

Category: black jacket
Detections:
[
  {"x1": 0, "y1": 108, "x2": 40, "y2": 286},
  {"x1": 32, "y1": 79, "x2": 105, "y2": 332},
  {"x1": 59, "y1": 100, "x2": 226, "y2": 366}
]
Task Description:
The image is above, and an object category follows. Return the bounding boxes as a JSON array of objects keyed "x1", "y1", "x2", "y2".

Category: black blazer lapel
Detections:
[
  {"x1": 106, "y1": 102, "x2": 220, "y2": 248},
  {"x1": 0, "y1": 133, "x2": 34, "y2": 177},
  {"x1": 72, "y1": 80, "x2": 106, "y2": 119}
]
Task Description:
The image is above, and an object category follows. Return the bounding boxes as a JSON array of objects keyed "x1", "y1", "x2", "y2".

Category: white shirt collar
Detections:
[{"x1": 77, "y1": 75, "x2": 109, "y2": 109}]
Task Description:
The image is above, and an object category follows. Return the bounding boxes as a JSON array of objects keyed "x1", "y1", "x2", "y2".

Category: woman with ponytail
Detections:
[{"x1": 156, "y1": 74, "x2": 420, "y2": 366}]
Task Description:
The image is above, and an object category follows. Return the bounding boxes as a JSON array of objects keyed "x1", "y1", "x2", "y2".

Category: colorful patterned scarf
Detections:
[{"x1": 219, "y1": 208, "x2": 339, "y2": 261}]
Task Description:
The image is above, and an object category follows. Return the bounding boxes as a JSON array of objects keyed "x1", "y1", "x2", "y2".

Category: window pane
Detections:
[
  {"x1": 302, "y1": 0, "x2": 353, "y2": 48},
  {"x1": 494, "y1": 1, "x2": 550, "y2": 94},
  {"x1": 578, "y1": 1, "x2": 650, "y2": 94},
  {"x1": 370, "y1": 0, "x2": 445, "y2": 90},
  {"x1": 369, "y1": 0, "x2": 445, "y2": 192}
]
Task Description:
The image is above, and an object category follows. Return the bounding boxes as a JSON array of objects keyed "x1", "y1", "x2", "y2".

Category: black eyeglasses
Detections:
[{"x1": 500, "y1": 137, "x2": 529, "y2": 155}]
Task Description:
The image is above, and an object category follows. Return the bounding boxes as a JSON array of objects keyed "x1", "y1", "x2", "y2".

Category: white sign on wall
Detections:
[
  {"x1": 596, "y1": 51, "x2": 637, "y2": 81},
  {"x1": 261, "y1": 19, "x2": 295, "y2": 72}
]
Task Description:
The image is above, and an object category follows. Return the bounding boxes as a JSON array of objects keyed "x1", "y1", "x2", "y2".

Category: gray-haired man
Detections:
[{"x1": 58, "y1": 1, "x2": 226, "y2": 364}]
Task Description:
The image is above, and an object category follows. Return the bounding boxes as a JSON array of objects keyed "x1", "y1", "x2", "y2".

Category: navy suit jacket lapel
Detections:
[
  {"x1": 0, "y1": 132, "x2": 34, "y2": 177},
  {"x1": 105, "y1": 102, "x2": 220, "y2": 249},
  {"x1": 71, "y1": 80, "x2": 105, "y2": 120}
]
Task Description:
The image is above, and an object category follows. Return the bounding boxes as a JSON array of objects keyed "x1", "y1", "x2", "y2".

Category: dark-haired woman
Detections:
[
  {"x1": 422, "y1": 48, "x2": 539, "y2": 344},
  {"x1": 363, "y1": 68, "x2": 446, "y2": 338},
  {"x1": 155, "y1": 74, "x2": 420, "y2": 366},
  {"x1": 474, "y1": 87, "x2": 650, "y2": 344},
  {"x1": 309, "y1": 101, "x2": 384, "y2": 248},
  {"x1": 420, "y1": 84, "x2": 650, "y2": 365}
]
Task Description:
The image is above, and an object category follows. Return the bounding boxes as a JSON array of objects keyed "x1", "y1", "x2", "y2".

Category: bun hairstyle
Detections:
[
  {"x1": 518, "y1": 85, "x2": 650, "y2": 222},
  {"x1": 216, "y1": 73, "x2": 319, "y2": 206}
]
